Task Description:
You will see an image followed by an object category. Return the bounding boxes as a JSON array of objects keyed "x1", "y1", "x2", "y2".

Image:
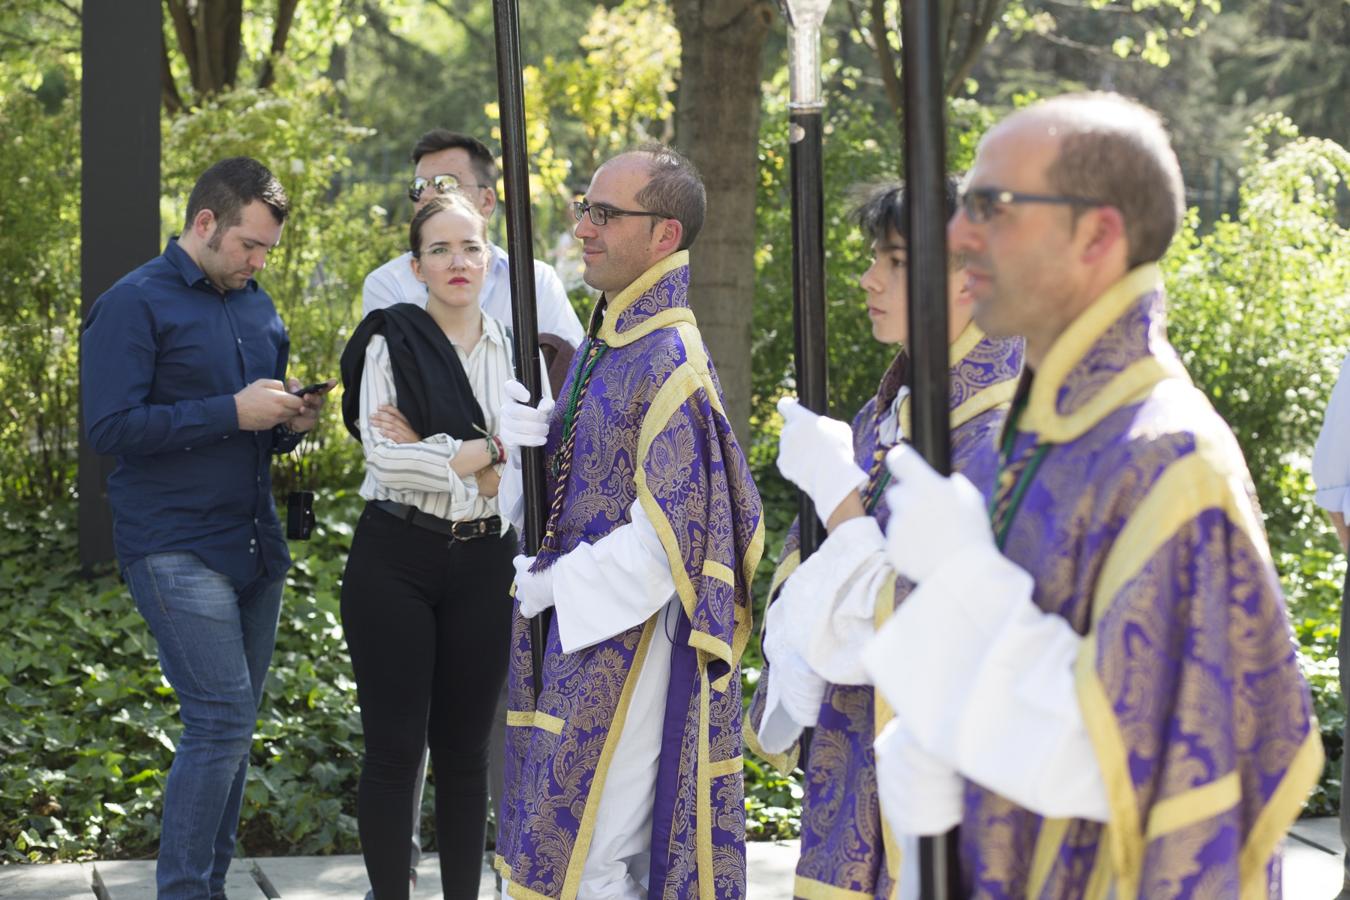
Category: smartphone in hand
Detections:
[{"x1": 290, "y1": 379, "x2": 336, "y2": 397}]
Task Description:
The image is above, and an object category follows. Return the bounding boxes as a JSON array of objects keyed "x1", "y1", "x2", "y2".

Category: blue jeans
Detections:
[{"x1": 125, "y1": 552, "x2": 284, "y2": 900}]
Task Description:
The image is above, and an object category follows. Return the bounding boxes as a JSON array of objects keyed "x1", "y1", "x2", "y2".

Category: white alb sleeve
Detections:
[
  {"x1": 771, "y1": 516, "x2": 889, "y2": 685},
  {"x1": 862, "y1": 546, "x2": 1110, "y2": 821},
  {"x1": 551, "y1": 501, "x2": 677, "y2": 652}
]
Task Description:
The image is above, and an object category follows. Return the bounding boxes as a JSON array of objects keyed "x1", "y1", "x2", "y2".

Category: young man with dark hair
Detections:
[
  {"x1": 747, "y1": 177, "x2": 1022, "y2": 899},
  {"x1": 493, "y1": 145, "x2": 763, "y2": 899},
  {"x1": 82, "y1": 156, "x2": 325, "y2": 899},
  {"x1": 361, "y1": 128, "x2": 583, "y2": 348}
]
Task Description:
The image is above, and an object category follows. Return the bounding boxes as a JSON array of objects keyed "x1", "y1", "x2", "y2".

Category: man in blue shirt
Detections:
[{"x1": 81, "y1": 156, "x2": 325, "y2": 900}]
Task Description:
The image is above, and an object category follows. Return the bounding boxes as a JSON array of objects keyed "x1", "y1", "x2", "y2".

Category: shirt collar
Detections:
[
  {"x1": 479, "y1": 310, "x2": 509, "y2": 348},
  {"x1": 163, "y1": 237, "x2": 259, "y2": 294}
]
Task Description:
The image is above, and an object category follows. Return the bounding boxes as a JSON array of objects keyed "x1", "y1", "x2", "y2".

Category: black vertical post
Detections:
[
  {"x1": 79, "y1": 1, "x2": 161, "y2": 574},
  {"x1": 788, "y1": 111, "x2": 828, "y2": 558},
  {"x1": 492, "y1": 0, "x2": 548, "y2": 700},
  {"x1": 901, "y1": 0, "x2": 961, "y2": 894}
]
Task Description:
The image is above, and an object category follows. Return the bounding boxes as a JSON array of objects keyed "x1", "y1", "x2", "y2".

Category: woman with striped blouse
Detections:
[{"x1": 339, "y1": 191, "x2": 517, "y2": 899}]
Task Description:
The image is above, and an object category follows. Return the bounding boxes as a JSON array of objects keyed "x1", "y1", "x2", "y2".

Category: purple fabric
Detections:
[
  {"x1": 495, "y1": 260, "x2": 762, "y2": 899},
  {"x1": 958, "y1": 289, "x2": 1316, "y2": 898},
  {"x1": 747, "y1": 334, "x2": 1023, "y2": 898}
]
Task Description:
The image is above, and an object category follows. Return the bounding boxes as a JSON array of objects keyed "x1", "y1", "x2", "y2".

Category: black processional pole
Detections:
[
  {"x1": 492, "y1": 0, "x2": 547, "y2": 701},
  {"x1": 901, "y1": 0, "x2": 960, "y2": 895},
  {"x1": 781, "y1": 0, "x2": 832, "y2": 561}
]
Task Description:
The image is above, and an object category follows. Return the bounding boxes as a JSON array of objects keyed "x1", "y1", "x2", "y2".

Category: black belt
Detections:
[{"x1": 372, "y1": 500, "x2": 502, "y2": 541}]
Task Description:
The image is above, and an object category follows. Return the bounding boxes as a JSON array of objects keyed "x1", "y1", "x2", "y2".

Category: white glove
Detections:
[
  {"x1": 873, "y1": 718, "x2": 964, "y2": 836},
  {"x1": 763, "y1": 596, "x2": 828, "y2": 726},
  {"x1": 512, "y1": 554, "x2": 556, "y2": 619},
  {"x1": 882, "y1": 444, "x2": 995, "y2": 584},
  {"x1": 776, "y1": 397, "x2": 867, "y2": 524},
  {"x1": 756, "y1": 643, "x2": 825, "y2": 753},
  {"x1": 500, "y1": 379, "x2": 555, "y2": 452}
]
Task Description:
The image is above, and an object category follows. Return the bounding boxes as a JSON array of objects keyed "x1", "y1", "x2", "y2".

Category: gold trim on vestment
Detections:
[
  {"x1": 770, "y1": 549, "x2": 802, "y2": 600},
  {"x1": 634, "y1": 321, "x2": 761, "y2": 692},
  {"x1": 1073, "y1": 424, "x2": 1323, "y2": 895},
  {"x1": 898, "y1": 322, "x2": 1016, "y2": 437},
  {"x1": 702, "y1": 559, "x2": 736, "y2": 586},
  {"x1": 1239, "y1": 729, "x2": 1323, "y2": 899},
  {"x1": 1145, "y1": 771, "x2": 1240, "y2": 840},
  {"x1": 872, "y1": 570, "x2": 904, "y2": 900},
  {"x1": 559, "y1": 617, "x2": 657, "y2": 900},
  {"x1": 505, "y1": 709, "x2": 564, "y2": 735},
  {"x1": 707, "y1": 755, "x2": 744, "y2": 779},
  {"x1": 697, "y1": 658, "x2": 715, "y2": 900},
  {"x1": 793, "y1": 874, "x2": 875, "y2": 899},
  {"x1": 1027, "y1": 817, "x2": 1071, "y2": 895},
  {"x1": 1018, "y1": 264, "x2": 1189, "y2": 444},
  {"x1": 743, "y1": 713, "x2": 800, "y2": 776},
  {"x1": 599, "y1": 250, "x2": 689, "y2": 336}
]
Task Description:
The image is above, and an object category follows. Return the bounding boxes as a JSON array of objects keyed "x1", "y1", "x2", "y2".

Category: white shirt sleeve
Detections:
[
  {"x1": 533, "y1": 259, "x2": 585, "y2": 346},
  {"x1": 1313, "y1": 351, "x2": 1350, "y2": 519},
  {"x1": 551, "y1": 500, "x2": 677, "y2": 653},
  {"x1": 359, "y1": 336, "x2": 477, "y2": 500},
  {"x1": 862, "y1": 547, "x2": 1110, "y2": 822},
  {"x1": 362, "y1": 264, "x2": 401, "y2": 319}
]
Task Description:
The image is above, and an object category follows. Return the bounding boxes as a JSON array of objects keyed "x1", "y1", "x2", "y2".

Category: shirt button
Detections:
[
  {"x1": 250, "y1": 538, "x2": 257, "y2": 545},
  {"x1": 249, "y1": 547, "x2": 256, "y2": 554},
  {"x1": 237, "y1": 338, "x2": 242, "y2": 344}
]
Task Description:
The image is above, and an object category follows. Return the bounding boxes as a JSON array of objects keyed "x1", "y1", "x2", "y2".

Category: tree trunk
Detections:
[{"x1": 671, "y1": 0, "x2": 775, "y2": 440}]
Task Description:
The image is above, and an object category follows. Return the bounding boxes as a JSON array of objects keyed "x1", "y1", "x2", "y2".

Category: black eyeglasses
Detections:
[
  {"x1": 960, "y1": 187, "x2": 1103, "y2": 224},
  {"x1": 572, "y1": 200, "x2": 672, "y2": 227},
  {"x1": 408, "y1": 174, "x2": 489, "y2": 203}
]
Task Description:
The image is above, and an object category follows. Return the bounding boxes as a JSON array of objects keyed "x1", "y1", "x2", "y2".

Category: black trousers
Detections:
[{"x1": 340, "y1": 502, "x2": 516, "y2": 900}]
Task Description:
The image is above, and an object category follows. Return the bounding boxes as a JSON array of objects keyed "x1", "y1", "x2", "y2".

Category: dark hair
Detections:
[
  {"x1": 410, "y1": 129, "x2": 498, "y2": 188},
  {"x1": 850, "y1": 176, "x2": 961, "y2": 243},
  {"x1": 629, "y1": 142, "x2": 706, "y2": 250},
  {"x1": 1037, "y1": 93, "x2": 1184, "y2": 267},
  {"x1": 183, "y1": 156, "x2": 289, "y2": 232},
  {"x1": 409, "y1": 192, "x2": 487, "y2": 256}
]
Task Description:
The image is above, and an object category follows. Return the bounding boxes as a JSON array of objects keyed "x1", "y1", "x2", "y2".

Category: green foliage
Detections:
[
  {"x1": 1165, "y1": 116, "x2": 1350, "y2": 540},
  {"x1": 0, "y1": 491, "x2": 366, "y2": 861},
  {"x1": 0, "y1": 80, "x2": 81, "y2": 503}
]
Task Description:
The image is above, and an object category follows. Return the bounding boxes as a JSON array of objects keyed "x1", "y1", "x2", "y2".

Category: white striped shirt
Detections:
[{"x1": 356, "y1": 312, "x2": 512, "y2": 529}]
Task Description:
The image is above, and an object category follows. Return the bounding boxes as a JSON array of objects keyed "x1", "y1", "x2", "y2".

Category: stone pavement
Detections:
[{"x1": 0, "y1": 823, "x2": 1340, "y2": 898}]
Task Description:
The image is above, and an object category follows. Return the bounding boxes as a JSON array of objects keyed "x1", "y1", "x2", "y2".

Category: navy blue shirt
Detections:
[{"x1": 81, "y1": 239, "x2": 301, "y2": 588}]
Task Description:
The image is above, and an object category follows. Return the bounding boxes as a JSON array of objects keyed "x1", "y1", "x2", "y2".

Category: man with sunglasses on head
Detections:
[
  {"x1": 855, "y1": 93, "x2": 1320, "y2": 895},
  {"x1": 362, "y1": 129, "x2": 583, "y2": 348},
  {"x1": 492, "y1": 144, "x2": 763, "y2": 899}
]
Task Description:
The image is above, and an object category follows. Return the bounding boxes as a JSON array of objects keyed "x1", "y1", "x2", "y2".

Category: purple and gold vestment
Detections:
[
  {"x1": 746, "y1": 325, "x2": 1023, "y2": 899},
  {"x1": 494, "y1": 251, "x2": 765, "y2": 900},
  {"x1": 954, "y1": 265, "x2": 1321, "y2": 897}
]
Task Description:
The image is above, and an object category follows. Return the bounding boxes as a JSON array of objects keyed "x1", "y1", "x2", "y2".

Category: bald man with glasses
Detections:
[{"x1": 492, "y1": 143, "x2": 763, "y2": 900}]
